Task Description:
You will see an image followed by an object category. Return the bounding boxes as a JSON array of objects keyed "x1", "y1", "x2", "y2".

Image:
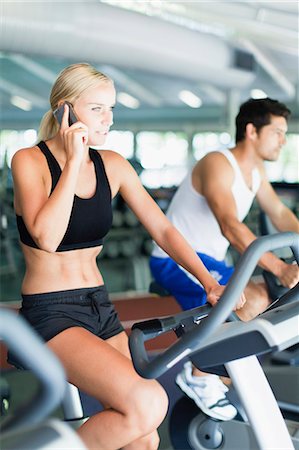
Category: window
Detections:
[
  {"x1": 0, "y1": 129, "x2": 37, "y2": 168},
  {"x1": 97, "y1": 130, "x2": 134, "y2": 159},
  {"x1": 136, "y1": 131, "x2": 188, "y2": 188},
  {"x1": 265, "y1": 134, "x2": 299, "y2": 183},
  {"x1": 192, "y1": 132, "x2": 233, "y2": 160}
]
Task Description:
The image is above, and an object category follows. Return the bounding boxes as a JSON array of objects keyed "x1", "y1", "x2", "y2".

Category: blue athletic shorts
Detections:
[{"x1": 150, "y1": 254, "x2": 234, "y2": 310}]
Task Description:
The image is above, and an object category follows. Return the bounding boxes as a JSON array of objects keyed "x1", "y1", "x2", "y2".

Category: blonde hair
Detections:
[{"x1": 38, "y1": 63, "x2": 113, "y2": 141}]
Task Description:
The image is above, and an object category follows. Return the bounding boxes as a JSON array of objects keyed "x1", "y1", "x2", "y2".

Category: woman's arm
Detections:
[
  {"x1": 112, "y1": 154, "x2": 228, "y2": 305},
  {"x1": 12, "y1": 147, "x2": 81, "y2": 252},
  {"x1": 12, "y1": 106, "x2": 89, "y2": 252}
]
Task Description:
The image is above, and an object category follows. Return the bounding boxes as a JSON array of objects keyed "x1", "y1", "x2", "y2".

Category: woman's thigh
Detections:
[
  {"x1": 106, "y1": 330, "x2": 131, "y2": 358},
  {"x1": 47, "y1": 327, "x2": 162, "y2": 412}
]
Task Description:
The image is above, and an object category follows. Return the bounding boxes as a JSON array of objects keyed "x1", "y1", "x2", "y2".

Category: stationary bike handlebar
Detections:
[
  {"x1": 129, "y1": 232, "x2": 299, "y2": 379},
  {"x1": 0, "y1": 309, "x2": 67, "y2": 434}
]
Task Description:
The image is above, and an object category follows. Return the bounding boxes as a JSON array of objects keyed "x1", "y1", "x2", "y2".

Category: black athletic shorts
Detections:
[{"x1": 8, "y1": 285, "x2": 124, "y2": 369}]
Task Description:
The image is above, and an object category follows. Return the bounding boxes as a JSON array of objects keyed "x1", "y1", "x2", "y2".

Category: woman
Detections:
[{"x1": 11, "y1": 63, "x2": 236, "y2": 450}]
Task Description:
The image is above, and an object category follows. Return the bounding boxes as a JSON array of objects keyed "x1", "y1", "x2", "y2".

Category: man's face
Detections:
[{"x1": 255, "y1": 115, "x2": 288, "y2": 162}]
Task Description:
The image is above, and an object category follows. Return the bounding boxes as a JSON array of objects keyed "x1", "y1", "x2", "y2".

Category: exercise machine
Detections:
[
  {"x1": 130, "y1": 232, "x2": 299, "y2": 449},
  {"x1": 0, "y1": 308, "x2": 87, "y2": 449}
]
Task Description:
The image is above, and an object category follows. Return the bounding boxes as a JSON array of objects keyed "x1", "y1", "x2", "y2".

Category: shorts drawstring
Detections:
[{"x1": 87, "y1": 289, "x2": 102, "y2": 314}]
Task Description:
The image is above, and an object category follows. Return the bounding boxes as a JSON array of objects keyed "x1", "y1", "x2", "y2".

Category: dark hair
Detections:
[{"x1": 235, "y1": 98, "x2": 291, "y2": 143}]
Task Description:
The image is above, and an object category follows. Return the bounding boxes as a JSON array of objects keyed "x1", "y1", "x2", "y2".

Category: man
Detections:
[{"x1": 150, "y1": 98, "x2": 299, "y2": 421}]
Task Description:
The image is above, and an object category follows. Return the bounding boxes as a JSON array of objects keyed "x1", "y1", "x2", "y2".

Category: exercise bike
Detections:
[
  {"x1": 129, "y1": 232, "x2": 299, "y2": 450},
  {"x1": 0, "y1": 308, "x2": 87, "y2": 449}
]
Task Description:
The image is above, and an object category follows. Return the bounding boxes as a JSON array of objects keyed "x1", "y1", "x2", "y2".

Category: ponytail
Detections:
[{"x1": 38, "y1": 109, "x2": 59, "y2": 141}]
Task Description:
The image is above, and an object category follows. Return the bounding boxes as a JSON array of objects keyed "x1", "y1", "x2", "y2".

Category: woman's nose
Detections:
[{"x1": 102, "y1": 110, "x2": 113, "y2": 127}]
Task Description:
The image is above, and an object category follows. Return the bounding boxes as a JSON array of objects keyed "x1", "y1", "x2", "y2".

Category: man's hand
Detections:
[{"x1": 276, "y1": 261, "x2": 299, "y2": 288}]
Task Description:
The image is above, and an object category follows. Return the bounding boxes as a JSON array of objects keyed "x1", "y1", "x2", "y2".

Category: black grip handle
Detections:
[
  {"x1": 131, "y1": 304, "x2": 212, "y2": 341},
  {"x1": 263, "y1": 270, "x2": 288, "y2": 301}
]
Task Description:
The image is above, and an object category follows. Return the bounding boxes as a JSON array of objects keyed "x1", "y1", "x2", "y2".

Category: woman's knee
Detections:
[
  {"x1": 149, "y1": 430, "x2": 160, "y2": 450},
  {"x1": 127, "y1": 380, "x2": 168, "y2": 436},
  {"x1": 150, "y1": 381, "x2": 169, "y2": 425},
  {"x1": 124, "y1": 430, "x2": 160, "y2": 450},
  {"x1": 141, "y1": 430, "x2": 160, "y2": 450}
]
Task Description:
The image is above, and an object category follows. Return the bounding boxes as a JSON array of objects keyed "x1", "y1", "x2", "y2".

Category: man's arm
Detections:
[
  {"x1": 197, "y1": 153, "x2": 298, "y2": 288},
  {"x1": 256, "y1": 170, "x2": 299, "y2": 233},
  {"x1": 197, "y1": 153, "x2": 257, "y2": 253}
]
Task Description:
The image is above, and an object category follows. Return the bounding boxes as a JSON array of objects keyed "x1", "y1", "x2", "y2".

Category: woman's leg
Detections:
[
  {"x1": 102, "y1": 331, "x2": 163, "y2": 450},
  {"x1": 48, "y1": 328, "x2": 168, "y2": 450}
]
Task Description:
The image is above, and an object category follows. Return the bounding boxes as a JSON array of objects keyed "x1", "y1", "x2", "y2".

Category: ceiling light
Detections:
[
  {"x1": 117, "y1": 92, "x2": 140, "y2": 109},
  {"x1": 10, "y1": 95, "x2": 32, "y2": 111},
  {"x1": 99, "y1": 1, "x2": 224, "y2": 37},
  {"x1": 179, "y1": 90, "x2": 202, "y2": 108},
  {"x1": 250, "y1": 89, "x2": 268, "y2": 99}
]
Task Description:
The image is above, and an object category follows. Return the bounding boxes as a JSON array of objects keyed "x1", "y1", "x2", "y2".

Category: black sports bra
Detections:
[{"x1": 16, "y1": 141, "x2": 113, "y2": 252}]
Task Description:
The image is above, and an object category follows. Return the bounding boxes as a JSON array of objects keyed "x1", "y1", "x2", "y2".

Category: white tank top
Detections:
[{"x1": 152, "y1": 149, "x2": 261, "y2": 261}]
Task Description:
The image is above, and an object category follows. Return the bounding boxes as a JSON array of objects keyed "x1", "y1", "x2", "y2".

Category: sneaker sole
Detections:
[{"x1": 175, "y1": 374, "x2": 237, "y2": 421}]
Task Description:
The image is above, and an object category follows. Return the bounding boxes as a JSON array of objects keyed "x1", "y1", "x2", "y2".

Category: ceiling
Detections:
[{"x1": 0, "y1": 0, "x2": 298, "y2": 131}]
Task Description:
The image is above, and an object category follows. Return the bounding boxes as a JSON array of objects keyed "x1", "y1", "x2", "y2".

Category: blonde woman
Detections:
[{"x1": 10, "y1": 63, "x2": 239, "y2": 450}]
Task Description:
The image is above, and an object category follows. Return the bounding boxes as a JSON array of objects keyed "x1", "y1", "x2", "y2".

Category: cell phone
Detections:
[{"x1": 53, "y1": 101, "x2": 78, "y2": 127}]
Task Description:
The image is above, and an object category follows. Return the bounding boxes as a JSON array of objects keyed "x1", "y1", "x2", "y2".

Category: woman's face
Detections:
[{"x1": 73, "y1": 81, "x2": 116, "y2": 146}]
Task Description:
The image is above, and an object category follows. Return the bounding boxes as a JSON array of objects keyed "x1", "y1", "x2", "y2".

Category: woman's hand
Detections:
[
  {"x1": 206, "y1": 284, "x2": 246, "y2": 311},
  {"x1": 60, "y1": 103, "x2": 89, "y2": 165},
  {"x1": 206, "y1": 284, "x2": 226, "y2": 306}
]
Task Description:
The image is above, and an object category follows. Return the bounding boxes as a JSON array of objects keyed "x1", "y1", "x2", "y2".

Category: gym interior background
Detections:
[{"x1": 0, "y1": 1, "x2": 298, "y2": 448}]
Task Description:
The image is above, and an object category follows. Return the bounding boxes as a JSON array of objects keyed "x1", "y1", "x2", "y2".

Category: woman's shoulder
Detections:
[
  {"x1": 11, "y1": 145, "x2": 44, "y2": 171},
  {"x1": 13, "y1": 144, "x2": 42, "y2": 159},
  {"x1": 97, "y1": 148, "x2": 124, "y2": 159},
  {"x1": 96, "y1": 149, "x2": 138, "y2": 191},
  {"x1": 97, "y1": 149, "x2": 130, "y2": 167}
]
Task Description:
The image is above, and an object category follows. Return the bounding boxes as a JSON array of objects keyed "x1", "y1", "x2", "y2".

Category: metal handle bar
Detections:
[
  {"x1": 129, "y1": 232, "x2": 299, "y2": 379},
  {"x1": 0, "y1": 308, "x2": 67, "y2": 434}
]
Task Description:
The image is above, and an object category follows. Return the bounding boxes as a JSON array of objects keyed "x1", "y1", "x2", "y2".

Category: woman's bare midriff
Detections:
[{"x1": 21, "y1": 243, "x2": 104, "y2": 294}]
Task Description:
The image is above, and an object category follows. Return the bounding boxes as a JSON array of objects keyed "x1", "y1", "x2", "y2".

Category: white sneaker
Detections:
[{"x1": 175, "y1": 361, "x2": 237, "y2": 421}]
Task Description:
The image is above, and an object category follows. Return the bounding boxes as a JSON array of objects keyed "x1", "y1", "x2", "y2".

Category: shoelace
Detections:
[
  {"x1": 208, "y1": 398, "x2": 232, "y2": 409},
  {"x1": 189, "y1": 375, "x2": 228, "y2": 389},
  {"x1": 188, "y1": 376, "x2": 229, "y2": 398}
]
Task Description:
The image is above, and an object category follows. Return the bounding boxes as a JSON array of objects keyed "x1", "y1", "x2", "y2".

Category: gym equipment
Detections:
[
  {"x1": 0, "y1": 151, "x2": 19, "y2": 278},
  {"x1": 149, "y1": 251, "x2": 299, "y2": 400},
  {"x1": 0, "y1": 308, "x2": 86, "y2": 449},
  {"x1": 0, "y1": 377, "x2": 10, "y2": 416},
  {"x1": 260, "y1": 209, "x2": 299, "y2": 368},
  {"x1": 130, "y1": 232, "x2": 299, "y2": 450}
]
